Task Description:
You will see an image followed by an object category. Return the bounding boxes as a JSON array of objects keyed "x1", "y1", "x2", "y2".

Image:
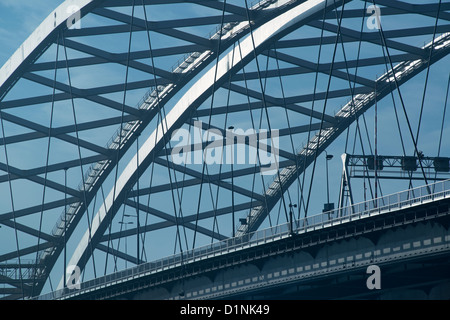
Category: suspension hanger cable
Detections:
[
  {"x1": 338, "y1": 0, "x2": 380, "y2": 205},
  {"x1": 304, "y1": 0, "x2": 347, "y2": 218},
  {"x1": 31, "y1": 31, "x2": 60, "y2": 298},
  {"x1": 272, "y1": 44, "x2": 307, "y2": 225},
  {"x1": 370, "y1": 0, "x2": 430, "y2": 188},
  {"x1": 61, "y1": 32, "x2": 97, "y2": 280},
  {"x1": 415, "y1": 0, "x2": 442, "y2": 148},
  {"x1": 235, "y1": 38, "x2": 274, "y2": 231},
  {"x1": 103, "y1": 0, "x2": 136, "y2": 275}
]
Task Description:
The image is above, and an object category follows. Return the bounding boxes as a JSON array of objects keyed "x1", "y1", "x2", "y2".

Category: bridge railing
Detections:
[{"x1": 35, "y1": 179, "x2": 450, "y2": 300}]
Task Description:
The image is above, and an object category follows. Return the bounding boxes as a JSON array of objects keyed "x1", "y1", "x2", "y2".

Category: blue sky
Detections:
[
  {"x1": 2, "y1": 1, "x2": 448, "y2": 209},
  {"x1": 0, "y1": 0, "x2": 449, "y2": 295},
  {"x1": 0, "y1": 0, "x2": 64, "y2": 67}
]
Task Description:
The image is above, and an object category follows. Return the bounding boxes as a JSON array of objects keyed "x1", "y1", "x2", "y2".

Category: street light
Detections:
[
  {"x1": 323, "y1": 152, "x2": 334, "y2": 215},
  {"x1": 118, "y1": 221, "x2": 134, "y2": 269}
]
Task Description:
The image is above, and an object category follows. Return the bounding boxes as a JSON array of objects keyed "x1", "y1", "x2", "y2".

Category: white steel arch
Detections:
[{"x1": 1, "y1": 0, "x2": 449, "y2": 299}]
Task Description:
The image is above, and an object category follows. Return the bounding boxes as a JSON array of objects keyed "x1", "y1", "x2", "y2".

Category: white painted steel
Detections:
[
  {"x1": 64, "y1": 0, "x2": 332, "y2": 289},
  {"x1": 0, "y1": 0, "x2": 96, "y2": 92}
]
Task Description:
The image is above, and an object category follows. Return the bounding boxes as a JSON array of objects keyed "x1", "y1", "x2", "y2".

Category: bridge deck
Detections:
[{"x1": 34, "y1": 179, "x2": 450, "y2": 300}]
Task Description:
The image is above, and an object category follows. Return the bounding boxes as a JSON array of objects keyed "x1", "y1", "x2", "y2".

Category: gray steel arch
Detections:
[
  {"x1": 66, "y1": 0, "x2": 340, "y2": 286},
  {"x1": 0, "y1": 0, "x2": 319, "y2": 299},
  {"x1": 0, "y1": 0, "x2": 449, "y2": 299}
]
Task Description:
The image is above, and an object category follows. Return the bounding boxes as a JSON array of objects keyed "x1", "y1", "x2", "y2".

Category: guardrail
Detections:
[{"x1": 34, "y1": 179, "x2": 450, "y2": 300}]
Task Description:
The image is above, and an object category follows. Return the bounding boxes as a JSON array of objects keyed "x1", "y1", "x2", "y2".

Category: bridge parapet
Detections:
[{"x1": 34, "y1": 179, "x2": 450, "y2": 300}]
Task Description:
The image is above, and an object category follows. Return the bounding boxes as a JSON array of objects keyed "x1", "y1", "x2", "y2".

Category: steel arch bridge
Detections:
[{"x1": 0, "y1": 0, "x2": 449, "y2": 300}]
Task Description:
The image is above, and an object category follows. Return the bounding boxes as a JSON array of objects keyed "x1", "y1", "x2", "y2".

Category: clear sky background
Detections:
[
  {"x1": 0, "y1": 0, "x2": 449, "y2": 295},
  {"x1": 0, "y1": 0, "x2": 65, "y2": 67},
  {"x1": 2, "y1": 1, "x2": 448, "y2": 212}
]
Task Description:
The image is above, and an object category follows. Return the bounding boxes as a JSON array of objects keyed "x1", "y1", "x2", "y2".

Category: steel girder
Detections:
[
  {"x1": 0, "y1": 0, "x2": 317, "y2": 299},
  {"x1": 0, "y1": 0, "x2": 449, "y2": 299}
]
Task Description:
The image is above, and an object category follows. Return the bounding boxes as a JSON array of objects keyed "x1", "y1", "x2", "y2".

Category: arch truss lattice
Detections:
[{"x1": 0, "y1": 0, "x2": 449, "y2": 299}]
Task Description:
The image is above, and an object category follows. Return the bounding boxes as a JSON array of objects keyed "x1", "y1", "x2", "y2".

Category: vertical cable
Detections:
[
  {"x1": 370, "y1": 0, "x2": 429, "y2": 188},
  {"x1": 61, "y1": 33, "x2": 97, "y2": 279},
  {"x1": 192, "y1": 0, "x2": 228, "y2": 247},
  {"x1": 415, "y1": 0, "x2": 442, "y2": 148},
  {"x1": 141, "y1": 1, "x2": 189, "y2": 255},
  {"x1": 210, "y1": 41, "x2": 237, "y2": 242},
  {"x1": 135, "y1": 133, "x2": 140, "y2": 263},
  {"x1": 64, "y1": 168, "x2": 67, "y2": 288},
  {"x1": 374, "y1": 80, "x2": 378, "y2": 201},
  {"x1": 304, "y1": 0, "x2": 346, "y2": 218},
  {"x1": 298, "y1": 0, "x2": 329, "y2": 219},
  {"x1": 235, "y1": 38, "x2": 274, "y2": 231},
  {"x1": 104, "y1": 0, "x2": 135, "y2": 274},
  {"x1": 434, "y1": 74, "x2": 450, "y2": 184},
  {"x1": 0, "y1": 98, "x2": 24, "y2": 300},
  {"x1": 272, "y1": 44, "x2": 306, "y2": 225}
]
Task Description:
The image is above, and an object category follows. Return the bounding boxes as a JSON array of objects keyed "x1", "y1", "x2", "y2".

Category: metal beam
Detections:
[
  {"x1": 310, "y1": 20, "x2": 427, "y2": 57},
  {"x1": 153, "y1": 157, "x2": 267, "y2": 202},
  {"x1": 129, "y1": 158, "x2": 298, "y2": 198},
  {"x1": 28, "y1": 45, "x2": 202, "y2": 72},
  {"x1": 0, "y1": 242, "x2": 54, "y2": 263},
  {"x1": 223, "y1": 83, "x2": 339, "y2": 124},
  {"x1": 198, "y1": 1, "x2": 250, "y2": 18},
  {"x1": 92, "y1": 7, "x2": 215, "y2": 49},
  {"x1": 0, "y1": 219, "x2": 56, "y2": 243},
  {"x1": 275, "y1": 23, "x2": 450, "y2": 48},
  {"x1": 22, "y1": 72, "x2": 144, "y2": 118},
  {"x1": 96, "y1": 243, "x2": 144, "y2": 265},
  {"x1": 0, "y1": 111, "x2": 111, "y2": 156},
  {"x1": 122, "y1": 199, "x2": 228, "y2": 241},
  {"x1": 0, "y1": 197, "x2": 79, "y2": 223},
  {"x1": 102, "y1": 200, "x2": 258, "y2": 242},
  {"x1": 64, "y1": 14, "x2": 246, "y2": 38},
  {"x1": 264, "y1": 49, "x2": 376, "y2": 88},
  {"x1": 0, "y1": 162, "x2": 82, "y2": 199},
  {"x1": 374, "y1": 0, "x2": 450, "y2": 22},
  {"x1": 24, "y1": 72, "x2": 170, "y2": 98},
  {"x1": 0, "y1": 115, "x2": 137, "y2": 146},
  {"x1": 0, "y1": 155, "x2": 108, "y2": 184}
]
